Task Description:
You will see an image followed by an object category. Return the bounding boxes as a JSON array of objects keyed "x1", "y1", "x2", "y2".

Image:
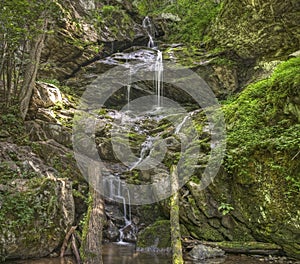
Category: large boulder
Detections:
[{"x1": 0, "y1": 142, "x2": 75, "y2": 261}]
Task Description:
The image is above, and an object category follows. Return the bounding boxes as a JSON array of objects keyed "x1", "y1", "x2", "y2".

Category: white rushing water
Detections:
[
  {"x1": 130, "y1": 135, "x2": 155, "y2": 170},
  {"x1": 104, "y1": 175, "x2": 132, "y2": 243},
  {"x1": 175, "y1": 115, "x2": 190, "y2": 134},
  {"x1": 154, "y1": 50, "x2": 163, "y2": 107},
  {"x1": 142, "y1": 16, "x2": 155, "y2": 48}
]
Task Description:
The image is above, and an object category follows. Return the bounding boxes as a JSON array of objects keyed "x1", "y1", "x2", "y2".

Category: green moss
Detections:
[
  {"x1": 186, "y1": 223, "x2": 223, "y2": 241},
  {"x1": 224, "y1": 58, "x2": 300, "y2": 185},
  {"x1": 0, "y1": 178, "x2": 62, "y2": 256},
  {"x1": 137, "y1": 219, "x2": 190, "y2": 249},
  {"x1": 216, "y1": 241, "x2": 282, "y2": 250},
  {"x1": 80, "y1": 192, "x2": 93, "y2": 261},
  {"x1": 137, "y1": 220, "x2": 171, "y2": 249},
  {"x1": 222, "y1": 57, "x2": 300, "y2": 258}
]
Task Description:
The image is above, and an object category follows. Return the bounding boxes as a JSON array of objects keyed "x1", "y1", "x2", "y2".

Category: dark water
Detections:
[{"x1": 4, "y1": 244, "x2": 299, "y2": 264}]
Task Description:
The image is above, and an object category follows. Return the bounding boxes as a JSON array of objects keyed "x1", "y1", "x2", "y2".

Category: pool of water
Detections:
[{"x1": 4, "y1": 244, "x2": 299, "y2": 264}]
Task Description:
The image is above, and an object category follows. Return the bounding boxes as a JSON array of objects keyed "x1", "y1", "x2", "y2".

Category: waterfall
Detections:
[
  {"x1": 131, "y1": 136, "x2": 155, "y2": 170},
  {"x1": 141, "y1": 16, "x2": 164, "y2": 107},
  {"x1": 142, "y1": 16, "x2": 155, "y2": 48},
  {"x1": 148, "y1": 35, "x2": 154, "y2": 49},
  {"x1": 155, "y1": 50, "x2": 163, "y2": 107},
  {"x1": 127, "y1": 84, "x2": 131, "y2": 110},
  {"x1": 125, "y1": 56, "x2": 133, "y2": 110},
  {"x1": 103, "y1": 175, "x2": 132, "y2": 243},
  {"x1": 175, "y1": 115, "x2": 190, "y2": 134}
]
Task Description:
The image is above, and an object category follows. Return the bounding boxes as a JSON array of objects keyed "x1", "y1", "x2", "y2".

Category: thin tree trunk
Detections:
[
  {"x1": 81, "y1": 162, "x2": 104, "y2": 264},
  {"x1": 19, "y1": 19, "x2": 47, "y2": 119},
  {"x1": 170, "y1": 165, "x2": 184, "y2": 264}
]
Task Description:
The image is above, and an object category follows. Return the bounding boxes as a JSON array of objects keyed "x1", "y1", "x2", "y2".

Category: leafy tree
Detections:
[{"x1": 0, "y1": 0, "x2": 60, "y2": 118}]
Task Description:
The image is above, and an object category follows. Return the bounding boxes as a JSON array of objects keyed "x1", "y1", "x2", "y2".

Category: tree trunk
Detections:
[
  {"x1": 170, "y1": 165, "x2": 184, "y2": 264},
  {"x1": 19, "y1": 19, "x2": 47, "y2": 119},
  {"x1": 81, "y1": 162, "x2": 104, "y2": 264}
]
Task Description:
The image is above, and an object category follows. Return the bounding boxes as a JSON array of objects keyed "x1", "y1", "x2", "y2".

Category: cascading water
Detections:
[
  {"x1": 154, "y1": 50, "x2": 163, "y2": 107},
  {"x1": 142, "y1": 17, "x2": 164, "y2": 107},
  {"x1": 131, "y1": 136, "x2": 155, "y2": 170},
  {"x1": 142, "y1": 16, "x2": 155, "y2": 48},
  {"x1": 125, "y1": 57, "x2": 132, "y2": 110},
  {"x1": 104, "y1": 175, "x2": 132, "y2": 244},
  {"x1": 175, "y1": 115, "x2": 190, "y2": 134}
]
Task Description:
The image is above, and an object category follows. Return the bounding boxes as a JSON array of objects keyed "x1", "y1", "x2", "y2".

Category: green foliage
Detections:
[
  {"x1": 102, "y1": 5, "x2": 118, "y2": 16},
  {"x1": 0, "y1": 0, "x2": 61, "y2": 110},
  {"x1": 0, "y1": 178, "x2": 57, "y2": 235},
  {"x1": 218, "y1": 202, "x2": 234, "y2": 216},
  {"x1": 224, "y1": 57, "x2": 300, "y2": 190},
  {"x1": 88, "y1": 4, "x2": 133, "y2": 39},
  {"x1": 0, "y1": 107, "x2": 28, "y2": 144},
  {"x1": 135, "y1": 0, "x2": 221, "y2": 43}
]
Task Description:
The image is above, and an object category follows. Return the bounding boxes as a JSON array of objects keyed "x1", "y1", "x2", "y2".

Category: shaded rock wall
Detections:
[
  {"x1": 0, "y1": 142, "x2": 75, "y2": 260},
  {"x1": 39, "y1": 0, "x2": 148, "y2": 82}
]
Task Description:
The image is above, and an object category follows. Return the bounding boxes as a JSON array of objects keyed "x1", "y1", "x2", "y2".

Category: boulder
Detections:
[
  {"x1": 188, "y1": 244, "x2": 225, "y2": 260},
  {"x1": 31, "y1": 82, "x2": 62, "y2": 108},
  {"x1": 0, "y1": 142, "x2": 75, "y2": 261}
]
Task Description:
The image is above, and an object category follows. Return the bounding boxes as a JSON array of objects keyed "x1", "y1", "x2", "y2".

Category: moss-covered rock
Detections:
[
  {"x1": 137, "y1": 220, "x2": 189, "y2": 251},
  {"x1": 223, "y1": 58, "x2": 300, "y2": 258},
  {"x1": 209, "y1": 0, "x2": 300, "y2": 60},
  {"x1": 0, "y1": 143, "x2": 75, "y2": 261}
]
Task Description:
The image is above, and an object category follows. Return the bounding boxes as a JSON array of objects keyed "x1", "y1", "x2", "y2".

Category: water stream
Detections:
[{"x1": 4, "y1": 245, "x2": 297, "y2": 264}]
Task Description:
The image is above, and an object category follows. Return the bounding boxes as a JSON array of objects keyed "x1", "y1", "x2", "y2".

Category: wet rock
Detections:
[
  {"x1": 188, "y1": 244, "x2": 225, "y2": 260},
  {"x1": 137, "y1": 219, "x2": 189, "y2": 252},
  {"x1": 104, "y1": 220, "x2": 120, "y2": 242},
  {"x1": 136, "y1": 220, "x2": 171, "y2": 251}
]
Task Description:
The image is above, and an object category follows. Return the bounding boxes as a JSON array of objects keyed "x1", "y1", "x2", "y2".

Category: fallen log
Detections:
[{"x1": 185, "y1": 241, "x2": 283, "y2": 256}]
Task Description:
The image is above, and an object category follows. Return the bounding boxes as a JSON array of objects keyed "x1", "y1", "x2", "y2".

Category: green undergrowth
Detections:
[
  {"x1": 0, "y1": 107, "x2": 28, "y2": 145},
  {"x1": 89, "y1": 4, "x2": 135, "y2": 39},
  {"x1": 224, "y1": 57, "x2": 300, "y2": 189},
  {"x1": 0, "y1": 178, "x2": 59, "y2": 261},
  {"x1": 135, "y1": 0, "x2": 221, "y2": 44}
]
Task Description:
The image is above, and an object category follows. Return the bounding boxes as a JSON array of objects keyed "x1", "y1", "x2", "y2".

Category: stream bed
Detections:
[{"x1": 5, "y1": 243, "x2": 299, "y2": 264}]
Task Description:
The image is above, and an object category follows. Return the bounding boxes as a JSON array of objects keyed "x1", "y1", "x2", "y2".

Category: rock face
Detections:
[
  {"x1": 0, "y1": 142, "x2": 75, "y2": 261},
  {"x1": 209, "y1": 0, "x2": 300, "y2": 60},
  {"x1": 39, "y1": 0, "x2": 149, "y2": 82}
]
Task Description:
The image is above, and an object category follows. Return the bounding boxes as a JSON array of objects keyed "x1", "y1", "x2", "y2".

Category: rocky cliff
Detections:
[{"x1": 0, "y1": 0, "x2": 299, "y2": 261}]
